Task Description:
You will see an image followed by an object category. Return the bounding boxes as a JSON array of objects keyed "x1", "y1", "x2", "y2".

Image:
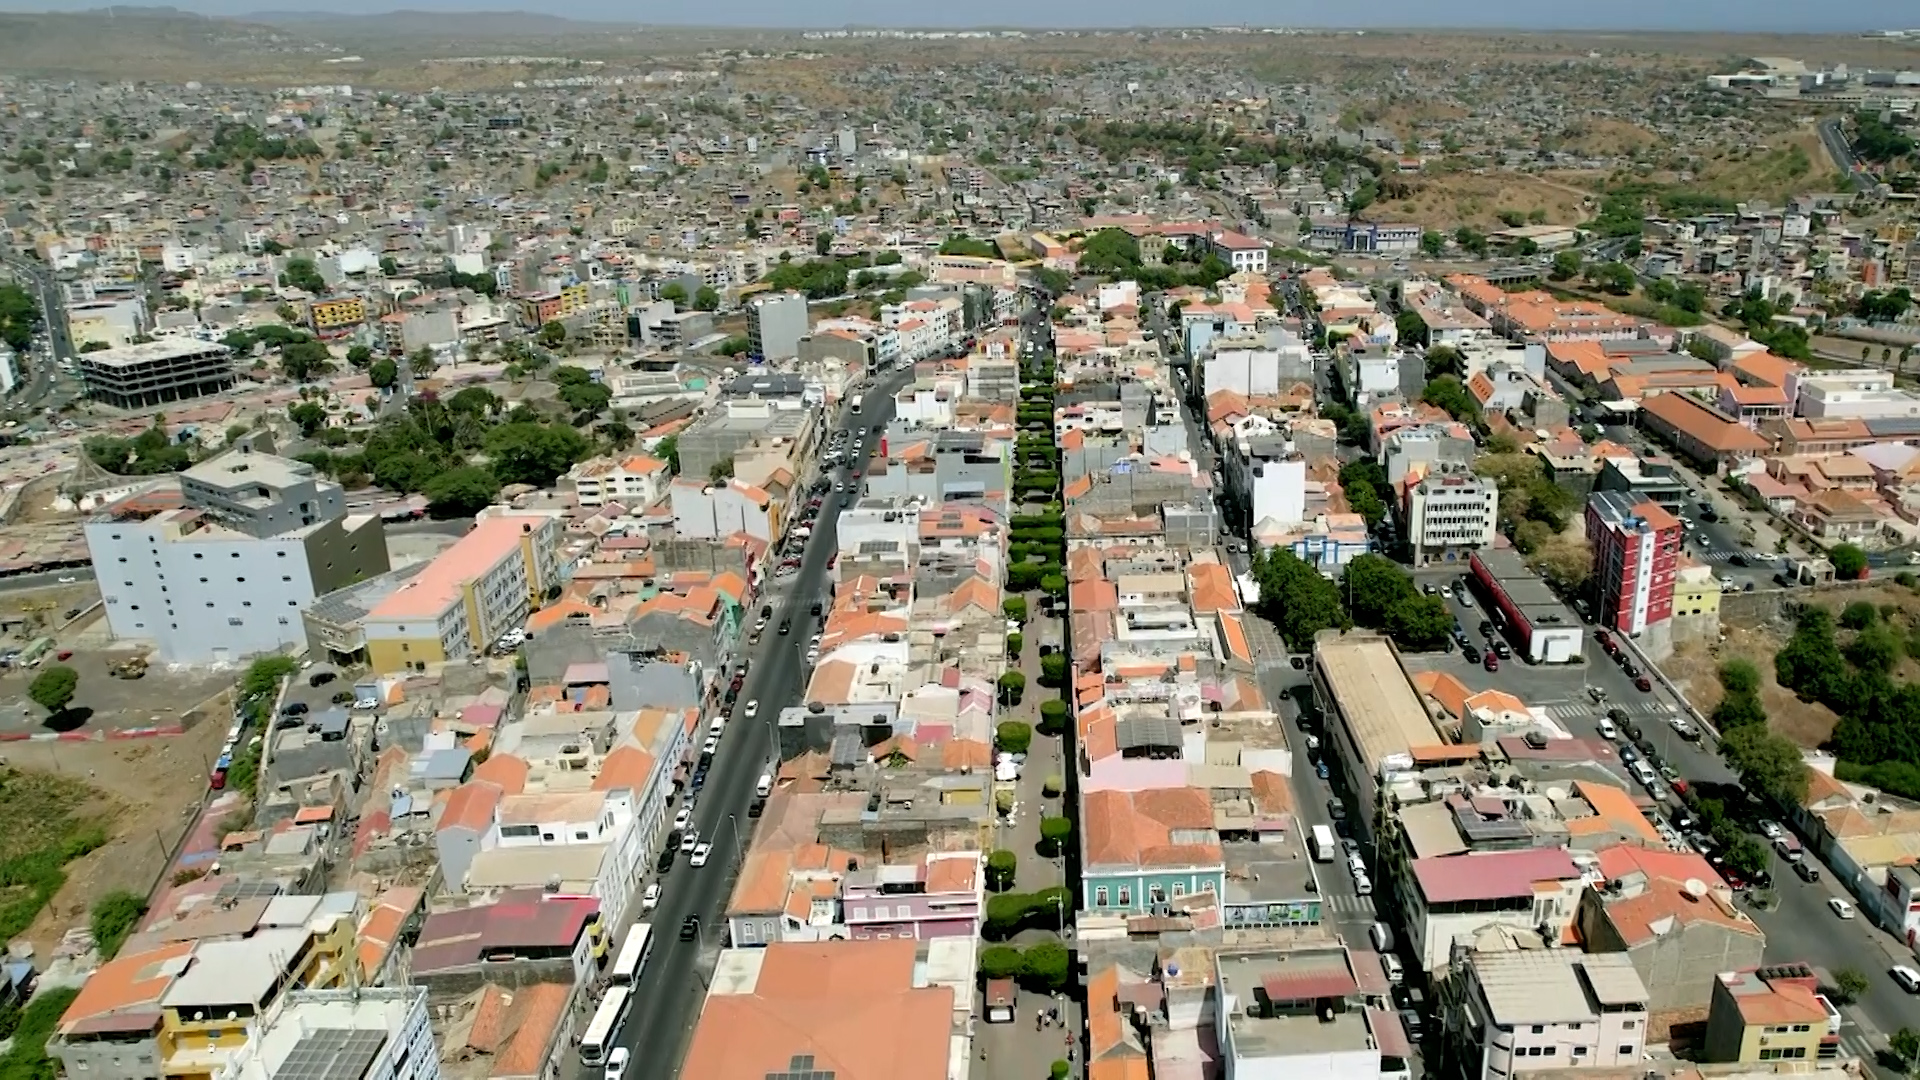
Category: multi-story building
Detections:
[
  {"x1": 1403, "y1": 848, "x2": 1587, "y2": 972},
  {"x1": 566, "y1": 454, "x2": 670, "y2": 510},
  {"x1": 1213, "y1": 945, "x2": 1414, "y2": 1080},
  {"x1": 840, "y1": 852, "x2": 985, "y2": 941},
  {"x1": 87, "y1": 452, "x2": 390, "y2": 663},
  {"x1": 212, "y1": 987, "x2": 439, "y2": 1080},
  {"x1": 446, "y1": 788, "x2": 646, "y2": 928},
  {"x1": 1586, "y1": 491, "x2": 1682, "y2": 638},
  {"x1": 307, "y1": 296, "x2": 368, "y2": 335},
  {"x1": 674, "y1": 396, "x2": 816, "y2": 482},
  {"x1": 79, "y1": 338, "x2": 236, "y2": 409},
  {"x1": 745, "y1": 290, "x2": 809, "y2": 361},
  {"x1": 67, "y1": 296, "x2": 148, "y2": 349},
  {"x1": 514, "y1": 283, "x2": 589, "y2": 328},
  {"x1": 1792, "y1": 369, "x2": 1920, "y2": 420},
  {"x1": 1703, "y1": 965, "x2": 1839, "y2": 1065},
  {"x1": 1457, "y1": 950, "x2": 1650, "y2": 1080},
  {"x1": 1209, "y1": 229, "x2": 1271, "y2": 273},
  {"x1": 1404, "y1": 471, "x2": 1498, "y2": 566},
  {"x1": 361, "y1": 512, "x2": 559, "y2": 673}
]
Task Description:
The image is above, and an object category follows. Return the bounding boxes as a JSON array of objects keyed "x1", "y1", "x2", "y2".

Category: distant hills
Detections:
[{"x1": 242, "y1": 8, "x2": 635, "y2": 35}]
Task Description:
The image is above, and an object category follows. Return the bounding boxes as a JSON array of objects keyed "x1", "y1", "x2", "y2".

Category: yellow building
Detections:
[
  {"x1": 308, "y1": 296, "x2": 368, "y2": 333},
  {"x1": 50, "y1": 899, "x2": 360, "y2": 1080},
  {"x1": 1703, "y1": 966, "x2": 1837, "y2": 1064},
  {"x1": 1673, "y1": 563, "x2": 1724, "y2": 622},
  {"x1": 362, "y1": 512, "x2": 559, "y2": 673}
]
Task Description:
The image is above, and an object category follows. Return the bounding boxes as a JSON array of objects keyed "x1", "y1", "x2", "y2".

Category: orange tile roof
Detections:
[
  {"x1": 471, "y1": 754, "x2": 529, "y2": 795},
  {"x1": 488, "y1": 982, "x2": 571, "y2": 1078},
  {"x1": 60, "y1": 941, "x2": 196, "y2": 1029},
  {"x1": 368, "y1": 514, "x2": 543, "y2": 621},
  {"x1": 1639, "y1": 392, "x2": 1769, "y2": 453},
  {"x1": 438, "y1": 780, "x2": 503, "y2": 834},
  {"x1": 594, "y1": 744, "x2": 656, "y2": 792}
]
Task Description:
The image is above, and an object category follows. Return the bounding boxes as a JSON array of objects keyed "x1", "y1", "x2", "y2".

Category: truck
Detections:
[
  {"x1": 850, "y1": 393, "x2": 864, "y2": 414},
  {"x1": 1310, "y1": 824, "x2": 1337, "y2": 863}
]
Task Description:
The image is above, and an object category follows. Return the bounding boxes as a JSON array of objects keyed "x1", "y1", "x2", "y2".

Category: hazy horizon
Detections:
[{"x1": 0, "y1": 0, "x2": 1916, "y2": 31}]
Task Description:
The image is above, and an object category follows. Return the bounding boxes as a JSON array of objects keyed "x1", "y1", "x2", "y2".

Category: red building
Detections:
[{"x1": 1586, "y1": 491, "x2": 1682, "y2": 636}]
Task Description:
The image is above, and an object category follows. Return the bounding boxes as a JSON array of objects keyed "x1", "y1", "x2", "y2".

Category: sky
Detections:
[{"x1": 11, "y1": 0, "x2": 1920, "y2": 31}]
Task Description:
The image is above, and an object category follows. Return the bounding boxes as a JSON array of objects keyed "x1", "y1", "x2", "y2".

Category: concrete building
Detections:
[
  {"x1": 213, "y1": 987, "x2": 438, "y2": 1080},
  {"x1": 1794, "y1": 369, "x2": 1920, "y2": 420},
  {"x1": 1467, "y1": 549, "x2": 1584, "y2": 664},
  {"x1": 1457, "y1": 950, "x2": 1650, "y2": 1080},
  {"x1": 361, "y1": 513, "x2": 559, "y2": 673},
  {"x1": 1213, "y1": 945, "x2": 1414, "y2": 1080},
  {"x1": 675, "y1": 397, "x2": 815, "y2": 483},
  {"x1": 1575, "y1": 846, "x2": 1766, "y2": 1014},
  {"x1": 87, "y1": 453, "x2": 390, "y2": 663},
  {"x1": 1586, "y1": 492, "x2": 1682, "y2": 640},
  {"x1": 1404, "y1": 848, "x2": 1586, "y2": 972},
  {"x1": 1404, "y1": 471, "x2": 1498, "y2": 566},
  {"x1": 746, "y1": 290, "x2": 809, "y2": 362},
  {"x1": 1703, "y1": 965, "x2": 1839, "y2": 1065},
  {"x1": 1311, "y1": 633, "x2": 1445, "y2": 841},
  {"x1": 79, "y1": 338, "x2": 236, "y2": 409},
  {"x1": 67, "y1": 296, "x2": 148, "y2": 349}
]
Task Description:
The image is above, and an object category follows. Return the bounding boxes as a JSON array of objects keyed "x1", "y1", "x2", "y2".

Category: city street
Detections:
[{"x1": 604, "y1": 363, "x2": 916, "y2": 1078}]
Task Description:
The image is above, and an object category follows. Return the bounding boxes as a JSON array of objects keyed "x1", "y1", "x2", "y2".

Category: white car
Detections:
[
  {"x1": 605, "y1": 1047, "x2": 631, "y2": 1080},
  {"x1": 701, "y1": 735, "x2": 720, "y2": 757},
  {"x1": 744, "y1": 700, "x2": 759, "y2": 719},
  {"x1": 680, "y1": 830, "x2": 699, "y2": 852},
  {"x1": 642, "y1": 884, "x2": 661, "y2": 912},
  {"x1": 673, "y1": 807, "x2": 691, "y2": 830},
  {"x1": 690, "y1": 842, "x2": 713, "y2": 868},
  {"x1": 1829, "y1": 897, "x2": 1855, "y2": 920},
  {"x1": 1893, "y1": 965, "x2": 1920, "y2": 994},
  {"x1": 353, "y1": 697, "x2": 379, "y2": 710},
  {"x1": 1759, "y1": 820, "x2": 1785, "y2": 841},
  {"x1": 55, "y1": 575, "x2": 76, "y2": 584}
]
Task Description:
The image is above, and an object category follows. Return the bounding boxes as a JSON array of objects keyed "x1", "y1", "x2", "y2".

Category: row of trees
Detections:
[
  {"x1": 1777, "y1": 604, "x2": 1920, "y2": 799},
  {"x1": 0, "y1": 282, "x2": 39, "y2": 351}
]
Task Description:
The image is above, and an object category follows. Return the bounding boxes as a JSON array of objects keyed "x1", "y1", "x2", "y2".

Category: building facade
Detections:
[
  {"x1": 1405, "y1": 472, "x2": 1498, "y2": 566},
  {"x1": 362, "y1": 513, "x2": 560, "y2": 673},
  {"x1": 746, "y1": 290, "x2": 809, "y2": 362},
  {"x1": 79, "y1": 339, "x2": 236, "y2": 409},
  {"x1": 1586, "y1": 492, "x2": 1682, "y2": 637}
]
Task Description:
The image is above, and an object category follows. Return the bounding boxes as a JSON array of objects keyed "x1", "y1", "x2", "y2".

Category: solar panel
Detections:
[
  {"x1": 277, "y1": 1029, "x2": 387, "y2": 1080},
  {"x1": 765, "y1": 1053, "x2": 835, "y2": 1080}
]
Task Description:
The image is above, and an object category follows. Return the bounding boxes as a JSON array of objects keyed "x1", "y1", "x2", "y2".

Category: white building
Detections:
[
  {"x1": 1209, "y1": 230, "x2": 1271, "y2": 274},
  {"x1": 1405, "y1": 472, "x2": 1499, "y2": 566},
  {"x1": 1245, "y1": 451, "x2": 1308, "y2": 531},
  {"x1": 669, "y1": 478, "x2": 775, "y2": 542},
  {"x1": 746, "y1": 290, "x2": 810, "y2": 362},
  {"x1": 87, "y1": 452, "x2": 390, "y2": 663},
  {"x1": 214, "y1": 987, "x2": 439, "y2": 1080},
  {"x1": 1214, "y1": 946, "x2": 1412, "y2": 1080},
  {"x1": 463, "y1": 788, "x2": 646, "y2": 929},
  {"x1": 1343, "y1": 352, "x2": 1403, "y2": 409},
  {"x1": 1458, "y1": 951, "x2": 1649, "y2": 1080},
  {"x1": 1793, "y1": 369, "x2": 1920, "y2": 420},
  {"x1": 568, "y1": 454, "x2": 671, "y2": 510}
]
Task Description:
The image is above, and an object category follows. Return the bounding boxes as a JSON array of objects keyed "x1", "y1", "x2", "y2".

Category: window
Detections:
[
  {"x1": 1531, "y1": 1026, "x2": 1545, "y2": 1035},
  {"x1": 739, "y1": 921, "x2": 756, "y2": 944},
  {"x1": 852, "y1": 906, "x2": 868, "y2": 920},
  {"x1": 498, "y1": 824, "x2": 538, "y2": 838},
  {"x1": 1117, "y1": 886, "x2": 1132, "y2": 906},
  {"x1": 277, "y1": 551, "x2": 287, "y2": 558},
  {"x1": 574, "y1": 831, "x2": 590, "y2": 841},
  {"x1": 541, "y1": 832, "x2": 556, "y2": 841},
  {"x1": 1148, "y1": 884, "x2": 1165, "y2": 904},
  {"x1": 194, "y1": 552, "x2": 203, "y2": 559},
  {"x1": 1621, "y1": 1020, "x2": 1636, "y2": 1030},
  {"x1": 1094, "y1": 887, "x2": 1109, "y2": 907},
  {"x1": 1619, "y1": 1046, "x2": 1635, "y2": 1056},
  {"x1": 282, "y1": 576, "x2": 291, "y2": 582},
  {"x1": 1200, "y1": 880, "x2": 1216, "y2": 892},
  {"x1": 130, "y1": 605, "x2": 139, "y2": 611},
  {"x1": 1171, "y1": 882, "x2": 1186, "y2": 897},
  {"x1": 1573, "y1": 1048, "x2": 1587, "y2": 1057}
]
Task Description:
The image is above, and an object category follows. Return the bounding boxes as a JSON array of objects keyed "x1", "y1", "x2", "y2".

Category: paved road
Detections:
[
  {"x1": 610, "y1": 363, "x2": 916, "y2": 1076},
  {"x1": 1398, "y1": 569, "x2": 1920, "y2": 1071}
]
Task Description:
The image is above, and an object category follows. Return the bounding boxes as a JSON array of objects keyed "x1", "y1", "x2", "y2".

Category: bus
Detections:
[
  {"x1": 608, "y1": 923, "x2": 654, "y2": 986},
  {"x1": 850, "y1": 393, "x2": 864, "y2": 414},
  {"x1": 1310, "y1": 824, "x2": 1337, "y2": 863},
  {"x1": 578, "y1": 986, "x2": 633, "y2": 1066}
]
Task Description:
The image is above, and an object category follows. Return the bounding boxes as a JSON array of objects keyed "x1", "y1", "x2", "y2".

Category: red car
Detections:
[
  {"x1": 1635, "y1": 675, "x2": 1653, "y2": 692},
  {"x1": 1593, "y1": 630, "x2": 1612, "y2": 650},
  {"x1": 1483, "y1": 654, "x2": 1500, "y2": 672},
  {"x1": 55, "y1": 649, "x2": 73, "y2": 661}
]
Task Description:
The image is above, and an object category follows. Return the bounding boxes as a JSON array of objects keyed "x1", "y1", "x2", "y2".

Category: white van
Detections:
[
  {"x1": 1380, "y1": 954, "x2": 1405, "y2": 984},
  {"x1": 1597, "y1": 715, "x2": 1616, "y2": 741},
  {"x1": 755, "y1": 773, "x2": 772, "y2": 798},
  {"x1": 1369, "y1": 921, "x2": 1395, "y2": 953},
  {"x1": 1631, "y1": 761, "x2": 1658, "y2": 788}
]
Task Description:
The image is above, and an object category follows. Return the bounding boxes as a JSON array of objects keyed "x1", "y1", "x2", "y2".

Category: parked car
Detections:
[
  {"x1": 690, "y1": 842, "x2": 713, "y2": 867},
  {"x1": 642, "y1": 884, "x2": 660, "y2": 912}
]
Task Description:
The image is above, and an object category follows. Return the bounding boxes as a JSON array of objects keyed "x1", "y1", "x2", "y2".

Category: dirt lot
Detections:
[
  {"x1": 1666, "y1": 622, "x2": 1844, "y2": 750},
  {"x1": 0, "y1": 641, "x2": 233, "y2": 736},
  {"x1": 0, "y1": 705, "x2": 229, "y2": 958},
  {"x1": 1373, "y1": 171, "x2": 1599, "y2": 232}
]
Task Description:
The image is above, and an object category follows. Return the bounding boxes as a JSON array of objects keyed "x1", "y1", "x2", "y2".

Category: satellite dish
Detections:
[{"x1": 1683, "y1": 878, "x2": 1708, "y2": 899}]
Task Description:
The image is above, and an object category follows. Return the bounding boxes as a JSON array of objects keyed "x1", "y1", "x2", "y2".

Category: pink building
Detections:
[{"x1": 841, "y1": 852, "x2": 983, "y2": 941}]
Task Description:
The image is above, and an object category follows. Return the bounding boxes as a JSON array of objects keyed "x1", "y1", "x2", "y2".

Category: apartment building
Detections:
[
  {"x1": 1703, "y1": 965, "x2": 1840, "y2": 1065},
  {"x1": 79, "y1": 338, "x2": 236, "y2": 409},
  {"x1": 566, "y1": 454, "x2": 670, "y2": 510},
  {"x1": 1403, "y1": 848, "x2": 1587, "y2": 972},
  {"x1": 514, "y1": 283, "x2": 590, "y2": 327},
  {"x1": 1213, "y1": 946, "x2": 1414, "y2": 1080},
  {"x1": 1586, "y1": 491, "x2": 1682, "y2": 637},
  {"x1": 213, "y1": 988, "x2": 439, "y2": 1080},
  {"x1": 441, "y1": 787, "x2": 646, "y2": 928},
  {"x1": 1457, "y1": 951, "x2": 1650, "y2": 1080},
  {"x1": 1209, "y1": 229, "x2": 1272, "y2": 272},
  {"x1": 361, "y1": 513, "x2": 559, "y2": 673},
  {"x1": 1793, "y1": 369, "x2": 1920, "y2": 420},
  {"x1": 307, "y1": 296, "x2": 368, "y2": 334},
  {"x1": 87, "y1": 452, "x2": 390, "y2": 663},
  {"x1": 745, "y1": 289, "x2": 809, "y2": 361},
  {"x1": 1404, "y1": 471, "x2": 1498, "y2": 565}
]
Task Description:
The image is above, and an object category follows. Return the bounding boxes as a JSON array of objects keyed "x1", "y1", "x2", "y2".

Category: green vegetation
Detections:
[
  {"x1": 1856, "y1": 288, "x2": 1913, "y2": 323},
  {"x1": 0, "y1": 770, "x2": 109, "y2": 945},
  {"x1": 1251, "y1": 547, "x2": 1349, "y2": 650},
  {"x1": 1852, "y1": 112, "x2": 1916, "y2": 164},
  {"x1": 84, "y1": 420, "x2": 193, "y2": 476},
  {"x1": 1076, "y1": 228, "x2": 1232, "y2": 290},
  {"x1": 1338, "y1": 458, "x2": 1389, "y2": 528},
  {"x1": 292, "y1": 397, "x2": 591, "y2": 498},
  {"x1": 996, "y1": 721, "x2": 1033, "y2": 756},
  {"x1": 279, "y1": 257, "x2": 327, "y2": 294},
  {"x1": 191, "y1": 122, "x2": 322, "y2": 172},
  {"x1": 1342, "y1": 555, "x2": 1451, "y2": 651},
  {"x1": 90, "y1": 889, "x2": 148, "y2": 960},
  {"x1": 0, "y1": 283, "x2": 39, "y2": 351},
  {"x1": 1038, "y1": 816, "x2": 1073, "y2": 856},
  {"x1": 27, "y1": 664, "x2": 78, "y2": 717},
  {"x1": 938, "y1": 234, "x2": 1000, "y2": 259},
  {"x1": 985, "y1": 850, "x2": 1017, "y2": 892},
  {"x1": 1420, "y1": 376, "x2": 1479, "y2": 423},
  {"x1": 0, "y1": 985, "x2": 81, "y2": 1080},
  {"x1": 982, "y1": 886, "x2": 1072, "y2": 941},
  {"x1": 977, "y1": 939, "x2": 1071, "y2": 993},
  {"x1": 758, "y1": 252, "x2": 899, "y2": 299}
]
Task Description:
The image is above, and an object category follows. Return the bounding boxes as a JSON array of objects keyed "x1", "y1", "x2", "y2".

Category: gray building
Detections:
[
  {"x1": 86, "y1": 451, "x2": 390, "y2": 663},
  {"x1": 78, "y1": 338, "x2": 236, "y2": 409},
  {"x1": 798, "y1": 329, "x2": 873, "y2": 370},
  {"x1": 675, "y1": 398, "x2": 815, "y2": 482},
  {"x1": 746, "y1": 290, "x2": 809, "y2": 362}
]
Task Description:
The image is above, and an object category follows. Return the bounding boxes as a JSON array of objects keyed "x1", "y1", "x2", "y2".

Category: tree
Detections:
[
  {"x1": 709, "y1": 458, "x2": 735, "y2": 483},
  {"x1": 369, "y1": 358, "x2": 398, "y2": 389},
  {"x1": 985, "y1": 851, "x2": 1018, "y2": 893},
  {"x1": 28, "y1": 664, "x2": 79, "y2": 717},
  {"x1": 538, "y1": 320, "x2": 567, "y2": 348},
  {"x1": 1831, "y1": 542, "x2": 1868, "y2": 580},
  {"x1": 425, "y1": 466, "x2": 502, "y2": 518},
  {"x1": 1039, "y1": 699, "x2": 1068, "y2": 735},
  {"x1": 597, "y1": 420, "x2": 634, "y2": 449},
  {"x1": 1006, "y1": 632, "x2": 1024, "y2": 659},
  {"x1": 1890, "y1": 1028, "x2": 1920, "y2": 1070},
  {"x1": 1420, "y1": 376, "x2": 1479, "y2": 422},
  {"x1": 1719, "y1": 658, "x2": 1761, "y2": 697},
  {"x1": 1343, "y1": 554, "x2": 1418, "y2": 628},
  {"x1": 1021, "y1": 940, "x2": 1071, "y2": 992},
  {"x1": 1586, "y1": 261, "x2": 1637, "y2": 295},
  {"x1": 1719, "y1": 724, "x2": 1810, "y2": 807},
  {"x1": 815, "y1": 231, "x2": 834, "y2": 256},
  {"x1": 484, "y1": 422, "x2": 590, "y2": 487},
  {"x1": 1424, "y1": 345, "x2": 1464, "y2": 380},
  {"x1": 279, "y1": 257, "x2": 326, "y2": 294},
  {"x1": 997, "y1": 671, "x2": 1026, "y2": 706},
  {"x1": 1549, "y1": 250, "x2": 1583, "y2": 281},
  {"x1": 280, "y1": 339, "x2": 333, "y2": 382},
  {"x1": 658, "y1": 282, "x2": 688, "y2": 305},
  {"x1": 1386, "y1": 595, "x2": 1454, "y2": 651},
  {"x1": 287, "y1": 401, "x2": 327, "y2": 437},
  {"x1": 1006, "y1": 563, "x2": 1043, "y2": 592},
  {"x1": 559, "y1": 380, "x2": 613, "y2": 416},
  {"x1": 90, "y1": 890, "x2": 147, "y2": 960},
  {"x1": 694, "y1": 285, "x2": 721, "y2": 311},
  {"x1": 1038, "y1": 816, "x2": 1073, "y2": 856},
  {"x1": 1040, "y1": 573, "x2": 1067, "y2": 600},
  {"x1": 997, "y1": 721, "x2": 1034, "y2": 756},
  {"x1": 446, "y1": 386, "x2": 502, "y2": 416},
  {"x1": 345, "y1": 344, "x2": 372, "y2": 369},
  {"x1": 1039, "y1": 653, "x2": 1068, "y2": 688},
  {"x1": 1253, "y1": 546, "x2": 1348, "y2": 649},
  {"x1": 408, "y1": 348, "x2": 438, "y2": 379},
  {"x1": 1003, "y1": 596, "x2": 1028, "y2": 623},
  {"x1": 1419, "y1": 230, "x2": 1447, "y2": 257},
  {"x1": 979, "y1": 943, "x2": 1023, "y2": 977},
  {"x1": 378, "y1": 255, "x2": 398, "y2": 277},
  {"x1": 1833, "y1": 968, "x2": 1870, "y2": 1004},
  {"x1": 1725, "y1": 835, "x2": 1769, "y2": 879},
  {"x1": 655, "y1": 434, "x2": 680, "y2": 474}
]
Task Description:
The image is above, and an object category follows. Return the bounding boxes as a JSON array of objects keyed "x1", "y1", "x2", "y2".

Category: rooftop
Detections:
[
  {"x1": 78, "y1": 337, "x2": 232, "y2": 368},
  {"x1": 1470, "y1": 951, "x2": 1647, "y2": 1026},
  {"x1": 1312, "y1": 633, "x2": 1439, "y2": 771},
  {"x1": 366, "y1": 514, "x2": 542, "y2": 622}
]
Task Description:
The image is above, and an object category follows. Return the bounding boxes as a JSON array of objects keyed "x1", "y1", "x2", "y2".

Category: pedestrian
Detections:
[{"x1": 1036, "y1": 1013, "x2": 1044, "y2": 1031}]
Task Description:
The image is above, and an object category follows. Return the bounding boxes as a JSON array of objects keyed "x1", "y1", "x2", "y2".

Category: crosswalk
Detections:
[
  {"x1": 1319, "y1": 893, "x2": 1378, "y2": 916},
  {"x1": 1540, "y1": 700, "x2": 1673, "y2": 722},
  {"x1": 1693, "y1": 549, "x2": 1745, "y2": 565},
  {"x1": 1836, "y1": 1030, "x2": 1879, "y2": 1063}
]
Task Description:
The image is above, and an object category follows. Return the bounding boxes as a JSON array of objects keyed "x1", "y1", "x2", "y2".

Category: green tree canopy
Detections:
[
  {"x1": 485, "y1": 422, "x2": 590, "y2": 487},
  {"x1": 425, "y1": 465, "x2": 502, "y2": 519},
  {"x1": 28, "y1": 665, "x2": 79, "y2": 716}
]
